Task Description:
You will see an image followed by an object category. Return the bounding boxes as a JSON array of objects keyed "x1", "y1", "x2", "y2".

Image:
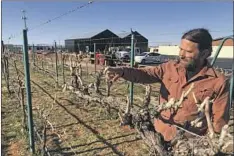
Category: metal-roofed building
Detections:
[
  {"x1": 65, "y1": 29, "x2": 148, "y2": 53},
  {"x1": 116, "y1": 31, "x2": 148, "y2": 52},
  {"x1": 65, "y1": 29, "x2": 119, "y2": 52}
]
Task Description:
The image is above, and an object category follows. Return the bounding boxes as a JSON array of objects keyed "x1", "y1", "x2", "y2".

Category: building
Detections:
[
  {"x1": 65, "y1": 29, "x2": 119, "y2": 52},
  {"x1": 157, "y1": 36, "x2": 233, "y2": 69},
  {"x1": 116, "y1": 31, "x2": 148, "y2": 52},
  {"x1": 149, "y1": 46, "x2": 159, "y2": 52},
  {"x1": 212, "y1": 37, "x2": 233, "y2": 46},
  {"x1": 211, "y1": 36, "x2": 233, "y2": 59},
  {"x1": 4, "y1": 44, "x2": 23, "y2": 52},
  {"x1": 157, "y1": 36, "x2": 233, "y2": 58},
  {"x1": 65, "y1": 29, "x2": 148, "y2": 53},
  {"x1": 28, "y1": 44, "x2": 54, "y2": 51}
]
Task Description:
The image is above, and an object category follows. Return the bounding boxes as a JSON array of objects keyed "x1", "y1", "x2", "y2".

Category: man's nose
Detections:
[{"x1": 179, "y1": 50, "x2": 185, "y2": 58}]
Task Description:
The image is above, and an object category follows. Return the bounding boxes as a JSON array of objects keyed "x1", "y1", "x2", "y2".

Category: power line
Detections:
[
  {"x1": 29, "y1": 1, "x2": 94, "y2": 32},
  {"x1": 6, "y1": 1, "x2": 94, "y2": 42}
]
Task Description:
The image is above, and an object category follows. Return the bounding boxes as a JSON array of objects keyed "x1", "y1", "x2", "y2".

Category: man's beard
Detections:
[
  {"x1": 178, "y1": 58, "x2": 197, "y2": 72},
  {"x1": 186, "y1": 59, "x2": 197, "y2": 71}
]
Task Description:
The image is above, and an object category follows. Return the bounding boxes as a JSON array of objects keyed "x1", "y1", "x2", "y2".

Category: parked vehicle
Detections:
[
  {"x1": 134, "y1": 52, "x2": 162, "y2": 64},
  {"x1": 124, "y1": 46, "x2": 141, "y2": 56},
  {"x1": 115, "y1": 51, "x2": 130, "y2": 60}
]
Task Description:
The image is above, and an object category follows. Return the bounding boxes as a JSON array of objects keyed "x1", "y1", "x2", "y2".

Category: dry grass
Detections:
[{"x1": 1, "y1": 70, "x2": 35, "y2": 156}]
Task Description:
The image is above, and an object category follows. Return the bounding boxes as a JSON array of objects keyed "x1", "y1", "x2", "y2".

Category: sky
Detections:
[{"x1": 2, "y1": 1, "x2": 233, "y2": 46}]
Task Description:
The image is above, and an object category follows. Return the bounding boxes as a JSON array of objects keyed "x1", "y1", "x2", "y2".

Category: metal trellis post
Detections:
[
  {"x1": 94, "y1": 43, "x2": 96, "y2": 73},
  {"x1": 230, "y1": 65, "x2": 233, "y2": 108},
  {"x1": 129, "y1": 30, "x2": 135, "y2": 105},
  {"x1": 22, "y1": 29, "x2": 35, "y2": 153},
  {"x1": 210, "y1": 35, "x2": 234, "y2": 108},
  {"x1": 55, "y1": 41, "x2": 59, "y2": 87},
  {"x1": 32, "y1": 44, "x2": 35, "y2": 66}
]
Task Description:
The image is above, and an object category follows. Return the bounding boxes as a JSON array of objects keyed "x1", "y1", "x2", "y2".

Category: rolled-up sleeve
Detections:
[{"x1": 212, "y1": 77, "x2": 230, "y2": 133}]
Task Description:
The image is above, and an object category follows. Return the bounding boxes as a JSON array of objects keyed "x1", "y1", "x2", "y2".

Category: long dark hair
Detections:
[{"x1": 182, "y1": 28, "x2": 213, "y2": 56}]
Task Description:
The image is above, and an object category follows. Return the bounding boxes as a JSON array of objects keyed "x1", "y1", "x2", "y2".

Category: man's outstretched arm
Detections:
[
  {"x1": 104, "y1": 62, "x2": 168, "y2": 84},
  {"x1": 120, "y1": 66, "x2": 164, "y2": 83}
]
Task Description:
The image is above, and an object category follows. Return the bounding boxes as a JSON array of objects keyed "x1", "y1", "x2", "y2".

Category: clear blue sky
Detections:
[{"x1": 2, "y1": 1, "x2": 233, "y2": 46}]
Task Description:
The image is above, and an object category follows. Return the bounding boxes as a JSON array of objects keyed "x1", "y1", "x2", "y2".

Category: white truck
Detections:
[
  {"x1": 124, "y1": 46, "x2": 141, "y2": 56},
  {"x1": 113, "y1": 46, "x2": 142, "y2": 62}
]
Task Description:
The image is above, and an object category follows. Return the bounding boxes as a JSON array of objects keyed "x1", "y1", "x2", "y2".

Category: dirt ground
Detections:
[{"x1": 2, "y1": 82, "x2": 32, "y2": 156}]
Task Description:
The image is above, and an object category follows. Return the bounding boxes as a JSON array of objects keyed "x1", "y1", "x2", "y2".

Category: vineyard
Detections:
[{"x1": 2, "y1": 51, "x2": 234, "y2": 156}]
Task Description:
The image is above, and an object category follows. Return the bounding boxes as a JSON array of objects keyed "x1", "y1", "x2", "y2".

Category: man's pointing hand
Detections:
[{"x1": 104, "y1": 67, "x2": 123, "y2": 82}]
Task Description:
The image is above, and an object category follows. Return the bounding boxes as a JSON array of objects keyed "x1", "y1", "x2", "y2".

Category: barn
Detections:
[
  {"x1": 116, "y1": 31, "x2": 148, "y2": 52},
  {"x1": 65, "y1": 29, "x2": 148, "y2": 53}
]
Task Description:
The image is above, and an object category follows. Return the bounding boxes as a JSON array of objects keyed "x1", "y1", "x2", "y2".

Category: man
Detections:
[{"x1": 104, "y1": 28, "x2": 230, "y2": 142}]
